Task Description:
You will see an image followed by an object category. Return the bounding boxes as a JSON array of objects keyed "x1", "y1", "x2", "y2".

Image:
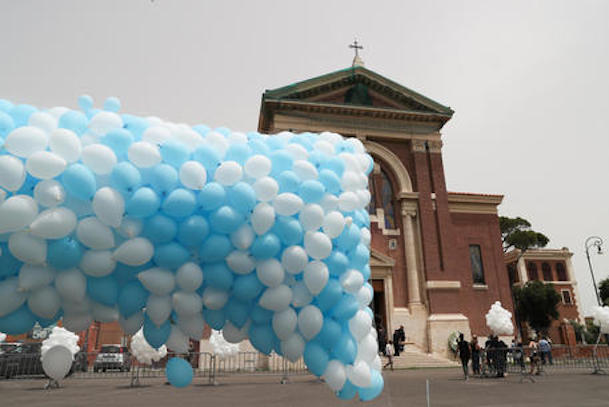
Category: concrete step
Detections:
[{"x1": 385, "y1": 349, "x2": 458, "y2": 369}]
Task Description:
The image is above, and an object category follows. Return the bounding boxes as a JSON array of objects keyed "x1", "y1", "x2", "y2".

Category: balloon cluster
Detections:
[
  {"x1": 592, "y1": 306, "x2": 609, "y2": 335},
  {"x1": 0, "y1": 95, "x2": 382, "y2": 400},
  {"x1": 41, "y1": 326, "x2": 80, "y2": 358},
  {"x1": 485, "y1": 301, "x2": 514, "y2": 336},
  {"x1": 131, "y1": 328, "x2": 168, "y2": 365},
  {"x1": 0, "y1": 332, "x2": 6, "y2": 342},
  {"x1": 210, "y1": 329, "x2": 239, "y2": 358}
]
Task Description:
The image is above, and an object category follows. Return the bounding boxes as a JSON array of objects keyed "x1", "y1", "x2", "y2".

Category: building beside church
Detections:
[{"x1": 258, "y1": 58, "x2": 514, "y2": 356}]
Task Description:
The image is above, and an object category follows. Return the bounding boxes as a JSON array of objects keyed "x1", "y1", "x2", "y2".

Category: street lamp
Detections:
[{"x1": 585, "y1": 236, "x2": 604, "y2": 306}]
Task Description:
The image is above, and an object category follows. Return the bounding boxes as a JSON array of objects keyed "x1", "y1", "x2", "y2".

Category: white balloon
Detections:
[
  {"x1": 25, "y1": 151, "x2": 66, "y2": 180},
  {"x1": 172, "y1": 291, "x2": 202, "y2": 317},
  {"x1": 34, "y1": 180, "x2": 65, "y2": 207},
  {"x1": 0, "y1": 155, "x2": 26, "y2": 191},
  {"x1": 244, "y1": 155, "x2": 271, "y2": 178},
  {"x1": 304, "y1": 231, "x2": 332, "y2": 260},
  {"x1": 128, "y1": 142, "x2": 161, "y2": 168},
  {"x1": 360, "y1": 227, "x2": 371, "y2": 247},
  {"x1": 5, "y1": 126, "x2": 48, "y2": 157},
  {"x1": 251, "y1": 202, "x2": 275, "y2": 235},
  {"x1": 0, "y1": 278, "x2": 26, "y2": 317},
  {"x1": 9, "y1": 231, "x2": 46, "y2": 264},
  {"x1": 205, "y1": 132, "x2": 229, "y2": 156},
  {"x1": 357, "y1": 333, "x2": 378, "y2": 363},
  {"x1": 340, "y1": 171, "x2": 360, "y2": 192},
  {"x1": 214, "y1": 161, "x2": 242, "y2": 186},
  {"x1": 18, "y1": 264, "x2": 55, "y2": 291},
  {"x1": 292, "y1": 160, "x2": 318, "y2": 181},
  {"x1": 0, "y1": 195, "x2": 38, "y2": 233},
  {"x1": 252, "y1": 177, "x2": 279, "y2": 202},
  {"x1": 340, "y1": 269, "x2": 364, "y2": 294},
  {"x1": 230, "y1": 224, "x2": 255, "y2": 250},
  {"x1": 62, "y1": 313, "x2": 93, "y2": 333},
  {"x1": 256, "y1": 259, "x2": 285, "y2": 288},
  {"x1": 297, "y1": 305, "x2": 323, "y2": 340},
  {"x1": 119, "y1": 311, "x2": 144, "y2": 336},
  {"x1": 179, "y1": 161, "x2": 207, "y2": 189},
  {"x1": 222, "y1": 321, "x2": 250, "y2": 344},
  {"x1": 47, "y1": 107, "x2": 69, "y2": 120},
  {"x1": 322, "y1": 211, "x2": 345, "y2": 239},
  {"x1": 166, "y1": 324, "x2": 190, "y2": 353},
  {"x1": 62, "y1": 298, "x2": 91, "y2": 315},
  {"x1": 146, "y1": 295, "x2": 172, "y2": 326},
  {"x1": 356, "y1": 285, "x2": 373, "y2": 307},
  {"x1": 303, "y1": 261, "x2": 329, "y2": 295},
  {"x1": 226, "y1": 251, "x2": 255, "y2": 275},
  {"x1": 28, "y1": 111, "x2": 57, "y2": 133},
  {"x1": 323, "y1": 360, "x2": 347, "y2": 391},
  {"x1": 178, "y1": 313, "x2": 206, "y2": 340},
  {"x1": 89, "y1": 111, "x2": 122, "y2": 134},
  {"x1": 202, "y1": 287, "x2": 228, "y2": 310},
  {"x1": 79, "y1": 250, "x2": 116, "y2": 277},
  {"x1": 91, "y1": 302, "x2": 119, "y2": 323},
  {"x1": 272, "y1": 308, "x2": 297, "y2": 340},
  {"x1": 258, "y1": 285, "x2": 292, "y2": 311},
  {"x1": 76, "y1": 217, "x2": 115, "y2": 250},
  {"x1": 92, "y1": 187, "x2": 124, "y2": 228},
  {"x1": 349, "y1": 310, "x2": 373, "y2": 341},
  {"x1": 319, "y1": 194, "x2": 339, "y2": 212},
  {"x1": 138, "y1": 268, "x2": 175, "y2": 296},
  {"x1": 338, "y1": 192, "x2": 358, "y2": 212},
  {"x1": 49, "y1": 128, "x2": 81, "y2": 163},
  {"x1": 142, "y1": 126, "x2": 171, "y2": 145},
  {"x1": 29, "y1": 207, "x2": 77, "y2": 239},
  {"x1": 281, "y1": 332, "x2": 305, "y2": 362},
  {"x1": 118, "y1": 217, "x2": 143, "y2": 239},
  {"x1": 176, "y1": 262, "x2": 203, "y2": 292},
  {"x1": 313, "y1": 140, "x2": 335, "y2": 155},
  {"x1": 291, "y1": 281, "x2": 313, "y2": 308},
  {"x1": 174, "y1": 128, "x2": 204, "y2": 151},
  {"x1": 81, "y1": 144, "x2": 117, "y2": 175},
  {"x1": 273, "y1": 193, "x2": 304, "y2": 216},
  {"x1": 299, "y1": 204, "x2": 324, "y2": 231},
  {"x1": 281, "y1": 246, "x2": 308, "y2": 275},
  {"x1": 285, "y1": 143, "x2": 308, "y2": 160},
  {"x1": 346, "y1": 360, "x2": 372, "y2": 388},
  {"x1": 42, "y1": 345, "x2": 73, "y2": 381},
  {"x1": 28, "y1": 286, "x2": 61, "y2": 319},
  {"x1": 113, "y1": 237, "x2": 153, "y2": 266},
  {"x1": 55, "y1": 268, "x2": 87, "y2": 303}
]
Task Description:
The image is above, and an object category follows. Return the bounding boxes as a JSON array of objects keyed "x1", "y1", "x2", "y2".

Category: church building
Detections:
[{"x1": 258, "y1": 55, "x2": 513, "y2": 357}]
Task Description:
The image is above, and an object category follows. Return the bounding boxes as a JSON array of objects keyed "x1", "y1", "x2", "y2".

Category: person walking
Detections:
[
  {"x1": 383, "y1": 340, "x2": 394, "y2": 370},
  {"x1": 539, "y1": 336, "x2": 553, "y2": 365},
  {"x1": 470, "y1": 335, "x2": 481, "y2": 375},
  {"x1": 528, "y1": 337, "x2": 540, "y2": 375},
  {"x1": 457, "y1": 333, "x2": 471, "y2": 380}
]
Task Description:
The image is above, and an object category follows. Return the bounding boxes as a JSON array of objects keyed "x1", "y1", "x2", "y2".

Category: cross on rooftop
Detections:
[{"x1": 349, "y1": 39, "x2": 363, "y2": 58}]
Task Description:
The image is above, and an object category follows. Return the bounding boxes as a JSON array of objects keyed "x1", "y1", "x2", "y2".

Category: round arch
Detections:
[{"x1": 363, "y1": 141, "x2": 413, "y2": 194}]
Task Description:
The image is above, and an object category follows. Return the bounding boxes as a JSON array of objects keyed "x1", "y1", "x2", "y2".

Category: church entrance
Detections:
[{"x1": 371, "y1": 280, "x2": 387, "y2": 331}]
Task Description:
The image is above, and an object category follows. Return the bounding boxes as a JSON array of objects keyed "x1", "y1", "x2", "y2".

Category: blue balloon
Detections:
[
  {"x1": 204, "y1": 262, "x2": 234, "y2": 291},
  {"x1": 162, "y1": 188, "x2": 196, "y2": 218},
  {"x1": 251, "y1": 233, "x2": 280, "y2": 259},
  {"x1": 126, "y1": 187, "x2": 160, "y2": 218},
  {"x1": 331, "y1": 294, "x2": 359, "y2": 321},
  {"x1": 122, "y1": 114, "x2": 149, "y2": 140},
  {"x1": 153, "y1": 242, "x2": 190, "y2": 270},
  {"x1": 361, "y1": 264, "x2": 371, "y2": 281},
  {"x1": 336, "y1": 140, "x2": 355, "y2": 154},
  {"x1": 16, "y1": 174, "x2": 37, "y2": 196},
  {"x1": 118, "y1": 281, "x2": 148, "y2": 317},
  {"x1": 270, "y1": 151, "x2": 293, "y2": 176},
  {"x1": 203, "y1": 307, "x2": 225, "y2": 330},
  {"x1": 86, "y1": 108, "x2": 101, "y2": 119},
  {"x1": 103, "y1": 97, "x2": 121, "y2": 112},
  {"x1": 290, "y1": 134, "x2": 313, "y2": 151},
  {"x1": 331, "y1": 332, "x2": 357, "y2": 364},
  {"x1": 272, "y1": 216, "x2": 303, "y2": 246},
  {"x1": 0, "y1": 243, "x2": 22, "y2": 278},
  {"x1": 58, "y1": 110, "x2": 88, "y2": 135},
  {"x1": 0, "y1": 111, "x2": 15, "y2": 138},
  {"x1": 232, "y1": 273, "x2": 264, "y2": 302},
  {"x1": 307, "y1": 151, "x2": 329, "y2": 169},
  {"x1": 358, "y1": 369, "x2": 384, "y2": 401},
  {"x1": 87, "y1": 275, "x2": 118, "y2": 306},
  {"x1": 143, "y1": 214, "x2": 178, "y2": 244},
  {"x1": 214, "y1": 127, "x2": 231, "y2": 137},
  {"x1": 336, "y1": 224, "x2": 360, "y2": 251},
  {"x1": 316, "y1": 317, "x2": 342, "y2": 350},
  {"x1": 143, "y1": 316, "x2": 171, "y2": 348},
  {"x1": 62, "y1": 164, "x2": 97, "y2": 200},
  {"x1": 315, "y1": 279, "x2": 343, "y2": 312},
  {"x1": 193, "y1": 145, "x2": 221, "y2": 171},
  {"x1": 114, "y1": 263, "x2": 150, "y2": 285},
  {"x1": 192, "y1": 124, "x2": 210, "y2": 137},
  {"x1": 325, "y1": 251, "x2": 349, "y2": 277},
  {"x1": 337, "y1": 380, "x2": 358, "y2": 400},
  {"x1": 250, "y1": 304, "x2": 273, "y2": 324},
  {"x1": 150, "y1": 164, "x2": 179, "y2": 197},
  {"x1": 197, "y1": 182, "x2": 225, "y2": 211},
  {"x1": 226, "y1": 182, "x2": 256, "y2": 215},
  {"x1": 9, "y1": 104, "x2": 38, "y2": 127},
  {"x1": 199, "y1": 234, "x2": 232, "y2": 263},
  {"x1": 225, "y1": 299, "x2": 250, "y2": 328},
  {"x1": 266, "y1": 137, "x2": 286, "y2": 151},
  {"x1": 111, "y1": 162, "x2": 142, "y2": 195},
  {"x1": 318, "y1": 169, "x2": 341, "y2": 195},
  {"x1": 166, "y1": 357, "x2": 193, "y2": 388},
  {"x1": 102, "y1": 128, "x2": 133, "y2": 157},
  {"x1": 298, "y1": 180, "x2": 325, "y2": 203},
  {"x1": 349, "y1": 245, "x2": 369, "y2": 269},
  {"x1": 0, "y1": 99, "x2": 14, "y2": 113},
  {"x1": 303, "y1": 341, "x2": 329, "y2": 376},
  {"x1": 224, "y1": 143, "x2": 251, "y2": 165},
  {"x1": 248, "y1": 139, "x2": 270, "y2": 156},
  {"x1": 320, "y1": 156, "x2": 345, "y2": 177},
  {"x1": 249, "y1": 323, "x2": 275, "y2": 355},
  {"x1": 177, "y1": 215, "x2": 209, "y2": 248},
  {"x1": 78, "y1": 94, "x2": 94, "y2": 111},
  {"x1": 160, "y1": 140, "x2": 190, "y2": 168},
  {"x1": 47, "y1": 237, "x2": 83, "y2": 270},
  {"x1": 210, "y1": 206, "x2": 244, "y2": 234},
  {"x1": 0, "y1": 305, "x2": 36, "y2": 335},
  {"x1": 277, "y1": 170, "x2": 301, "y2": 193}
]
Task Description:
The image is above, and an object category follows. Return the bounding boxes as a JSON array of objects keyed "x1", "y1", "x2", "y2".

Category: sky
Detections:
[{"x1": 0, "y1": 0, "x2": 608, "y2": 316}]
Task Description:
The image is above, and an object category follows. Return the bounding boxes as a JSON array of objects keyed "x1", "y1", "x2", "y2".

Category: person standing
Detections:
[
  {"x1": 470, "y1": 335, "x2": 481, "y2": 375},
  {"x1": 457, "y1": 333, "x2": 471, "y2": 380},
  {"x1": 393, "y1": 325, "x2": 405, "y2": 357},
  {"x1": 383, "y1": 340, "x2": 394, "y2": 370},
  {"x1": 378, "y1": 325, "x2": 387, "y2": 355},
  {"x1": 528, "y1": 337, "x2": 540, "y2": 375},
  {"x1": 539, "y1": 336, "x2": 553, "y2": 365},
  {"x1": 495, "y1": 338, "x2": 508, "y2": 377}
]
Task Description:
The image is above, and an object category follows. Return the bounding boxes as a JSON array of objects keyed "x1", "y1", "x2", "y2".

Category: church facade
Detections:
[{"x1": 258, "y1": 63, "x2": 513, "y2": 356}]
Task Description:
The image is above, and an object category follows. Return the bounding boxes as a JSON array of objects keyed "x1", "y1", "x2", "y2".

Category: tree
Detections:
[
  {"x1": 513, "y1": 280, "x2": 561, "y2": 336},
  {"x1": 599, "y1": 278, "x2": 609, "y2": 306},
  {"x1": 499, "y1": 216, "x2": 549, "y2": 253}
]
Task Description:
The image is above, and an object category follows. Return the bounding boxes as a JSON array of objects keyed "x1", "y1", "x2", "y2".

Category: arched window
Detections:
[
  {"x1": 542, "y1": 262, "x2": 553, "y2": 281},
  {"x1": 368, "y1": 172, "x2": 377, "y2": 215},
  {"x1": 527, "y1": 262, "x2": 538, "y2": 281},
  {"x1": 368, "y1": 163, "x2": 397, "y2": 230},
  {"x1": 556, "y1": 263, "x2": 568, "y2": 281}
]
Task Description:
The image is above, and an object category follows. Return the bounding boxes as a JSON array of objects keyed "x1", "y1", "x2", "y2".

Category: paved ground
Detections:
[{"x1": 1, "y1": 368, "x2": 609, "y2": 407}]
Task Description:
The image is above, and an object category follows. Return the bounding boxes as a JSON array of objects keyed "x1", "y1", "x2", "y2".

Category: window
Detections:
[
  {"x1": 368, "y1": 164, "x2": 397, "y2": 229},
  {"x1": 561, "y1": 289, "x2": 572, "y2": 305},
  {"x1": 380, "y1": 169, "x2": 396, "y2": 229},
  {"x1": 556, "y1": 263, "x2": 568, "y2": 281},
  {"x1": 469, "y1": 245, "x2": 485, "y2": 284},
  {"x1": 527, "y1": 262, "x2": 538, "y2": 281},
  {"x1": 507, "y1": 263, "x2": 518, "y2": 284},
  {"x1": 368, "y1": 172, "x2": 377, "y2": 215},
  {"x1": 542, "y1": 262, "x2": 553, "y2": 281}
]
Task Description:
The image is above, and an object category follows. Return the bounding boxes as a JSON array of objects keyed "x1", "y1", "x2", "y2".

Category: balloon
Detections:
[
  {"x1": 281, "y1": 245, "x2": 308, "y2": 275},
  {"x1": 87, "y1": 275, "x2": 118, "y2": 306},
  {"x1": 230, "y1": 224, "x2": 254, "y2": 250},
  {"x1": 0, "y1": 278, "x2": 27, "y2": 317},
  {"x1": 111, "y1": 162, "x2": 141, "y2": 195},
  {"x1": 58, "y1": 111, "x2": 87, "y2": 136},
  {"x1": 138, "y1": 268, "x2": 175, "y2": 296},
  {"x1": 251, "y1": 202, "x2": 275, "y2": 235},
  {"x1": 117, "y1": 281, "x2": 148, "y2": 317},
  {"x1": 175, "y1": 262, "x2": 203, "y2": 292},
  {"x1": 214, "y1": 161, "x2": 242, "y2": 186},
  {"x1": 178, "y1": 313, "x2": 205, "y2": 339},
  {"x1": 172, "y1": 291, "x2": 202, "y2": 317},
  {"x1": 146, "y1": 295, "x2": 172, "y2": 326},
  {"x1": 197, "y1": 182, "x2": 225, "y2": 211},
  {"x1": 143, "y1": 316, "x2": 171, "y2": 349},
  {"x1": 62, "y1": 163, "x2": 96, "y2": 200},
  {"x1": 150, "y1": 163, "x2": 178, "y2": 196},
  {"x1": 80, "y1": 250, "x2": 115, "y2": 277},
  {"x1": 5, "y1": 126, "x2": 48, "y2": 157},
  {"x1": 88, "y1": 111, "x2": 122, "y2": 134},
  {"x1": 349, "y1": 310, "x2": 373, "y2": 341},
  {"x1": 244, "y1": 155, "x2": 271, "y2": 178},
  {"x1": 250, "y1": 233, "x2": 280, "y2": 259},
  {"x1": 29, "y1": 207, "x2": 77, "y2": 239},
  {"x1": 166, "y1": 324, "x2": 190, "y2": 353},
  {"x1": 303, "y1": 261, "x2": 329, "y2": 295},
  {"x1": 126, "y1": 187, "x2": 160, "y2": 218},
  {"x1": 256, "y1": 258, "x2": 284, "y2": 288},
  {"x1": 34, "y1": 179, "x2": 65, "y2": 207},
  {"x1": 179, "y1": 161, "x2": 207, "y2": 190},
  {"x1": 143, "y1": 214, "x2": 177, "y2": 244},
  {"x1": 161, "y1": 140, "x2": 190, "y2": 167},
  {"x1": 0, "y1": 155, "x2": 26, "y2": 191},
  {"x1": 77, "y1": 217, "x2": 115, "y2": 250},
  {"x1": 93, "y1": 187, "x2": 125, "y2": 227},
  {"x1": 304, "y1": 231, "x2": 332, "y2": 260},
  {"x1": 272, "y1": 308, "x2": 297, "y2": 340},
  {"x1": 304, "y1": 341, "x2": 329, "y2": 376},
  {"x1": 249, "y1": 323, "x2": 275, "y2": 355},
  {"x1": 102, "y1": 128, "x2": 133, "y2": 156},
  {"x1": 232, "y1": 273, "x2": 264, "y2": 301},
  {"x1": 199, "y1": 234, "x2": 231, "y2": 263},
  {"x1": 202, "y1": 287, "x2": 229, "y2": 310},
  {"x1": 258, "y1": 285, "x2": 292, "y2": 311},
  {"x1": 162, "y1": 188, "x2": 196, "y2": 218},
  {"x1": 0, "y1": 195, "x2": 38, "y2": 233},
  {"x1": 9, "y1": 231, "x2": 46, "y2": 264},
  {"x1": 226, "y1": 250, "x2": 255, "y2": 275},
  {"x1": 358, "y1": 369, "x2": 384, "y2": 401},
  {"x1": 323, "y1": 360, "x2": 347, "y2": 391},
  {"x1": 42, "y1": 345, "x2": 73, "y2": 381},
  {"x1": 297, "y1": 305, "x2": 323, "y2": 340},
  {"x1": 129, "y1": 142, "x2": 161, "y2": 168},
  {"x1": 273, "y1": 193, "x2": 303, "y2": 216},
  {"x1": 281, "y1": 332, "x2": 305, "y2": 362},
  {"x1": 55, "y1": 269, "x2": 87, "y2": 303}
]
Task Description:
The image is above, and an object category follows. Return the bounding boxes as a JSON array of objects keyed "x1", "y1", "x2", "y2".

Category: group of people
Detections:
[
  {"x1": 378, "y1": 325, "x2": 406, "y2": 371},
  {"x1": 456, "y1": 333, "x2": 553, "y2": 380}
]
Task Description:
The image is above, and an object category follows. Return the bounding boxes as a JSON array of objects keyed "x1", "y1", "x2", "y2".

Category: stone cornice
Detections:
[
  {"x1": 447, "y1": 192, "x2": 503, "y2": 215},
  {"x1": 504, "y1": 248, "x2": 574, "y2": 262}
]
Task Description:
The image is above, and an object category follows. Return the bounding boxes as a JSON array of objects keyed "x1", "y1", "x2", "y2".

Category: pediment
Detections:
[
  {"x1": 263, "y1": 66, "x2": 453, "y2": 116},
  {"x1": 370, "y1": 249, "x2": 396, "y2": 268}
]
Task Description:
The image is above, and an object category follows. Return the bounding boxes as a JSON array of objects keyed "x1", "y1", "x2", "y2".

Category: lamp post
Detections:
[{"x1": 585, "y1": 236, "x2": 604, "y2": 306}]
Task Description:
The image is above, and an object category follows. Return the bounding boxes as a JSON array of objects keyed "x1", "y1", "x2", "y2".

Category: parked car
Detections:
[
  {"x1": 0, "y1": 342, "x2": 44, "y2": 379},
  {"x1": 93, "y1": 345, "x2": 131, "y2": 372}
]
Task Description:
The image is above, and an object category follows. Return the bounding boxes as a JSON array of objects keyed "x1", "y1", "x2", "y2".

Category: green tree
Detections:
[
  {"x1": 499, "y1": 216, "x2": 549, "y2": 253},
  {"x1": 599, "y1": 278, "x2": 609, "y2": 306},
  {"x1": 513, "y1": 280, "x2": 561, "y2": 336}
]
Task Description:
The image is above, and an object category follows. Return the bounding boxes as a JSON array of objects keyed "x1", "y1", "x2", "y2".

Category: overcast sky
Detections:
[{"x1": 1, "y1": 1, "x2": 608, "y2": 316}]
